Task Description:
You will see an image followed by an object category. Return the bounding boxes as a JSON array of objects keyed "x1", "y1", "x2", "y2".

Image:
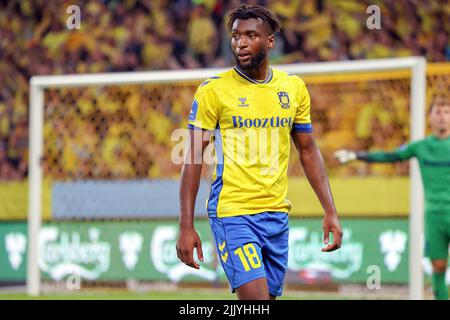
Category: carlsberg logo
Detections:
[
  {"x1": 39, "y1": 227, "x2": 111, "y2": 280},
  {"x1": 288, "y1": 227, "x2": 363, "y2": 279},
  {"x1": 150, "y1": 226, "x2": 219, "y2": 282}
]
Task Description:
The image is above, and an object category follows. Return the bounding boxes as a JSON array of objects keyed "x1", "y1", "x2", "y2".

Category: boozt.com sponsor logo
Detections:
[{"x1": 232, "y1": 116, "x2": 293, "y2": 129}]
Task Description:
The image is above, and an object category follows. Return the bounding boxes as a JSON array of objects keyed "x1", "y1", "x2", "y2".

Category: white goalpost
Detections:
[{"x1": 28, "y1": 56, "x2": 426, "y2": 298}]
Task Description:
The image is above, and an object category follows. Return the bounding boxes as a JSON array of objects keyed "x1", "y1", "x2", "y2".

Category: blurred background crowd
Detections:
[{"x1": 0, "y1": 0, "x2": 449, "y2": 180}]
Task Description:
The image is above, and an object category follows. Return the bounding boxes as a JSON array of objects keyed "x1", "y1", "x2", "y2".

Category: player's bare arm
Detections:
[
  {"x1": 176, "y1": 129, "x2": 210, "y2": 269},
  {"x1": 291, "y1": 131, "x2": 343, "y2": 252}
]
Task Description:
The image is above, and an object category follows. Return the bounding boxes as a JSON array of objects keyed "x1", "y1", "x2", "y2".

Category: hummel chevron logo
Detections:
[
  {"x1": 238, "y1": 97, "x2": 249, "y2": 107},
  {"x1": 218, "y1": 240, "x2": 226, "y2": 252},
  {"x1": 220, "y1": 252, "x2": 229, "y2": 263}
]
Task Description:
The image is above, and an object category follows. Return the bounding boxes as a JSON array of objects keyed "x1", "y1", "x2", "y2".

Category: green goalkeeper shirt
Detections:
[{"x1": 365, "y1": 135, "x2": 450, "y2": 214}]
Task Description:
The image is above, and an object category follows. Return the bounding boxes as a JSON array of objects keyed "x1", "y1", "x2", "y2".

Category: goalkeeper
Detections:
[{"x1": 335, "y1": 96, "x2": 450, "y2": 300}]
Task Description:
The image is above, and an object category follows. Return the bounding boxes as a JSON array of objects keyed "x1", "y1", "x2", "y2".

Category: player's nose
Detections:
[{"x1": 237, "y1": 37, "x2": 249, "y2": 49}]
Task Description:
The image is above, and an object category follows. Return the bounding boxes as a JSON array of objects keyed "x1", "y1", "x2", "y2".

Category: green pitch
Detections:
[{"x1": 0, "y1": 288, "x2": 404, "y2": 300}]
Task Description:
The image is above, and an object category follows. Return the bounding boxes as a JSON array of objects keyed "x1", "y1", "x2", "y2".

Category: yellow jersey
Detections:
[{"x1": 188, "y1": 67, "x2": 312, "y2": 218}]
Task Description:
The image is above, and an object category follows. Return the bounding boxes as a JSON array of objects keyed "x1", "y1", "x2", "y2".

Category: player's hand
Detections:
[
  {"x1": 334, "y1": 149, "x2": 357, "y2": 164},
  {"x1": 321, "y1": 213, "x2": 343, "y2": 252},
  {"x1": 176, "y1": 226, "x2": 204, "y2": 269}
]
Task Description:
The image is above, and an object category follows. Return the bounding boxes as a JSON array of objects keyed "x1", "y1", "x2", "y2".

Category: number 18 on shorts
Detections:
[{"x1": 209, "y1": 212, "x2": 289, "y2": 297}]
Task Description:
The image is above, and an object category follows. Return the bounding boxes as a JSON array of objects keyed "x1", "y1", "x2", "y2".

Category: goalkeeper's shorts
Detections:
[
  {"x1": 209, "y1": 211, "x2": 289, "y2": 297},
  {"x1": 425, "y1": 211, "x2": 450, "y2": 260}
]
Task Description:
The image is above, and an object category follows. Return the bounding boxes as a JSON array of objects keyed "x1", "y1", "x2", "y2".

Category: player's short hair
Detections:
[
  {"x1": 227, "y1": 4, "x2": 281, "y2": 35},
  {"x1": 429, "y1": 94, "x2": 450, "y2": 112}
]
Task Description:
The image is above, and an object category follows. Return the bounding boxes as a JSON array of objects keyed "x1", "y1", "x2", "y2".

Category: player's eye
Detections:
[{"x1": 232, "y1": 34, "x2": 239, "y2": 40}]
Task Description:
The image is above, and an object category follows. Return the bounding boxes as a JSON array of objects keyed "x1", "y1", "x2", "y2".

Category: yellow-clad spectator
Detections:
[
  {"x1": 270, "y1": 0, "x2": 300, "y2": 20},
  {"x1": 187, "y1": 4, "x2": 218, "y2": 66}
]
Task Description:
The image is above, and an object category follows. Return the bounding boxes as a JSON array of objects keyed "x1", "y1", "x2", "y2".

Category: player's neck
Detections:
[
  {"x1": 236, "y1": 60, "x2": 270, "y2": 81},
  {"x1": 433, "y1": 129, "x2": 450, "y2": 140}
]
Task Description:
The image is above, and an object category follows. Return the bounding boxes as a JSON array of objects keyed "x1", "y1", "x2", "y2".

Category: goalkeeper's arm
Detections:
[{"x1": 334, "y1": 149, "x2": 404, "y2": 164}]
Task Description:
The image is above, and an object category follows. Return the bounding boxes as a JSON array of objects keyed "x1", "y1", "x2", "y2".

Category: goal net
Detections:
[{"x1": 26, "y1": 57, "x2": 433, "y2": 298}]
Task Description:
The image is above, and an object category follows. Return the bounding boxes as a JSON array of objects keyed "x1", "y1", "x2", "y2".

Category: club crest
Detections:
[{"x1": 277, "y1": 92, "x2": 290, "y2": 109}]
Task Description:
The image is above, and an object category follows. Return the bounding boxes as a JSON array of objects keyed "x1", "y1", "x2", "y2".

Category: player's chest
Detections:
[
  {"x1": 419, "y1": 141, "x2": 450, "y2": 166},
  {"x1": 217, "y1": 86, "x2": 298, "y2": 128}
]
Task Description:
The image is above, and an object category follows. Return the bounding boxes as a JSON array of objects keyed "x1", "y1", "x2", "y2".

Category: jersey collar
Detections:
[{"x1": 234, "y1": 66, "x2": 273, "y2": 84}]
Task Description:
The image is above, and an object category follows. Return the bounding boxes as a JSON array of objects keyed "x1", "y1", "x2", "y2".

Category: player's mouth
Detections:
[{"x1": 237, "y1": 51, "x2": 252, "y2": 61}]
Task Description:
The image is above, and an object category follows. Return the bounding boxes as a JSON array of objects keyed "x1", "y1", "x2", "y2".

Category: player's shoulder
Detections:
[
  {"x1": 272, "y1": 68, "x2": 307, "y2": 87},
  {"x1": 401, "y1": 137, "x2": 429, "y2": 150},
  {"x1": 421, "y1": 135, "x2": 446, "y2": 146},
  {"x1": 197, "y1": 69, "x2": 233, "y2": 90},
  {"x1": 415, "y1": 135, "x2": 435, "y2": 145}
]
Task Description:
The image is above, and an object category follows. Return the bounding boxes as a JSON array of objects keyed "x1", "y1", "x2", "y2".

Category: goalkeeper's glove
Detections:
[{"x1": 334, "y1": 149, "x2": 357, "y2": 164}]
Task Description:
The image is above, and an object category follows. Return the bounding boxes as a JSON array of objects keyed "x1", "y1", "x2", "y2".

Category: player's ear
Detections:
[{"x1": 268, "y1": 34, "x2": 275, "y2": 49}]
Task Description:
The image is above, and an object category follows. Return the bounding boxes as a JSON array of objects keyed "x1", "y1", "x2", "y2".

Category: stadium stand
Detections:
[{"x1": 0, "y1": 0, "x2": 449, "y2": 182}]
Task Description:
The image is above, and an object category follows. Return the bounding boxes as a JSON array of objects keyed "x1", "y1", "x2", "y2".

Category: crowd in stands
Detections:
[{"x1": 0, "y1": 0, "x2": 449, "y2": 180}]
